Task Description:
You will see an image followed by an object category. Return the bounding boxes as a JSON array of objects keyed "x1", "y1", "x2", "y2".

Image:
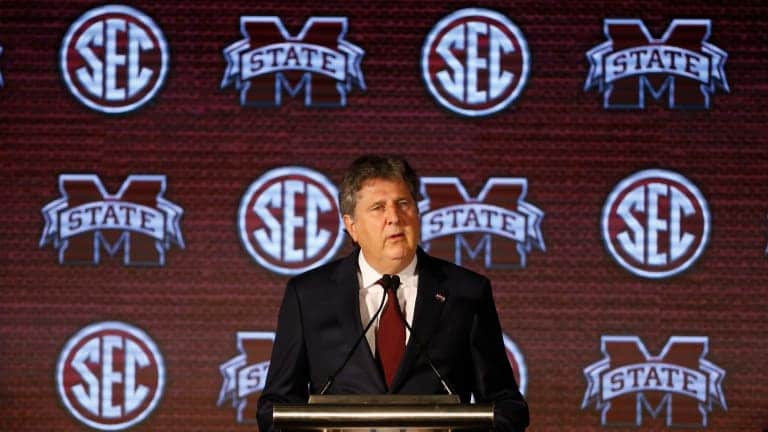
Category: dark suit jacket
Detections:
[{"x1": 257, "y1": 248, "x2": 529, "y2": 431}]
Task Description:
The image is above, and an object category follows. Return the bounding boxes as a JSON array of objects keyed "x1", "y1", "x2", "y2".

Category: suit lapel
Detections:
[
  {"x1": 390, "y1": 249, "x2": 447, "y2": 391},
  {"x1": 331, "y1": 249, "x2": 387, "y2": 392}
]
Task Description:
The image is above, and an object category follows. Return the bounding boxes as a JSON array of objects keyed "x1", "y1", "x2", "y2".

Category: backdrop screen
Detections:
[{"x1": 1, "y1": 1, "x2": 767, "y2": 431}]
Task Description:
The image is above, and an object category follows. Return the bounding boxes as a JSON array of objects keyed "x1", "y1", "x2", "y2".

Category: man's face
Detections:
[{"x1": 343, "y1": 177, "x2": 420, "y2": 274}]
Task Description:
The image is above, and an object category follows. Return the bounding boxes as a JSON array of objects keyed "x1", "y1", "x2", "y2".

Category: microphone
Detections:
[
  {"x1": 318, "y1": 275, "x2": 394, "y2": 395},
  {"x1": 387, "y1": 276, "x2": 455, "y2": 395},
  {"x1": 319, "y1": 275, "x2": 455, "y2": 396}
]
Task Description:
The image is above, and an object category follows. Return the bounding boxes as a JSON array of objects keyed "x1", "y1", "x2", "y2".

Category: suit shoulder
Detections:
[
  {"x1": 287, "y1": 259, "x2": 339, "y2": 286},
  {"x1": 285, "y1": 255, "x2": 349, "y2": 294},
  {"x1": 425, "y1": 254, "x2": 490, "y2": 287}
]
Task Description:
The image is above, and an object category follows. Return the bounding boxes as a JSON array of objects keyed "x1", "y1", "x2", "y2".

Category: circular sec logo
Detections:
[
  {"x1": 238, "y1": 167, "x2": 344, "y2": 275},
  {"x1": 602, "y1": 169, "x2": 710, "y2": 279},
  {"x1": 421, "y1": 8, "x2": 530, "y2": 117},
  {"x1": 56, "y1": 321, "x2": 165, "y2": 431},
  {"x1": 60, "y1": 5, "x2": 169, "y2": 114}
]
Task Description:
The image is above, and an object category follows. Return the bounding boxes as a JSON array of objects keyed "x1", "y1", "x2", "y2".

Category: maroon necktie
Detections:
[{"x1": 376, "y1": 275, "x2": 405, "y2": 388}]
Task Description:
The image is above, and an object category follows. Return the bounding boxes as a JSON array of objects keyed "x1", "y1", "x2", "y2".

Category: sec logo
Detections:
[
  {"x1": 602, "y1": 169, "x2": 710, "y2": 279},
  {"x1": 238, "y1": 167, "x2": 344, "y2": 275},
  {"x1": 56, "y1": 321, "x2": 165, "y2": 430},
  {"x1": 421, "y1": 8, "x2": 530, "y2": 117},
  {"x1": 60, "y1": 5, "x2": 169, "y2": 114}
]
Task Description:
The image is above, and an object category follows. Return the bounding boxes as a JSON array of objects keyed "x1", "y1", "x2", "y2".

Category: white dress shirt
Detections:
[{"x1": 357, "y1": 251, "x2": 418, "y2": 356}]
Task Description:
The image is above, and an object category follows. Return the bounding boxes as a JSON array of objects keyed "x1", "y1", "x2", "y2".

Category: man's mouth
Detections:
[{"x1": 388, "y1": 233, "x2": 405, "y2": 240}]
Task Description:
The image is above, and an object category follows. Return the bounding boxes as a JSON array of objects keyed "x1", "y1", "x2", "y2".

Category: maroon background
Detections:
[{"x1": 1, "y1": 1, "x2": 767, "y2": 431}]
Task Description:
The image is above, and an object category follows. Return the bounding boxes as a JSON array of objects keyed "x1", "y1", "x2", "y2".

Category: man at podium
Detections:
[{"x1": 257, "y1": 155, "x2": 529, "y2": 431}]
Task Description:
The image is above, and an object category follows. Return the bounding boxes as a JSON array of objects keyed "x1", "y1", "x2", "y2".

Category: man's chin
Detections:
[{"x1": 385, "y1": 249, "x2": 415, "y2": 265}]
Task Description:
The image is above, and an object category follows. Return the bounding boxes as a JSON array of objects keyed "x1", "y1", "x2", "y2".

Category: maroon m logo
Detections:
[
  {"x1": 582, "y1": 336, "x2": 727, "y2": 427},
  {"x1": 222, "y1": 17, "x2": 365, "y2": 107},
  {"x1": 218, "y1": 332, "x2": 275, "y2": 424},
  {"x1": 418, "y1": 177, "x2": 544, "y2": 270},
  {"x1": 40, "y1": 174, "x2": 184, "y2": 266},
  {"x1": 585, "y1": 19, "x2": 728, "y2": 109}
]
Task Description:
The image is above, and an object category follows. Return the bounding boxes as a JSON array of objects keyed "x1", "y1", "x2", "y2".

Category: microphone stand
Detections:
[
  {"x1": 319, "y1": 276, "x2": 390, "y2": 395},
  {"x1": 395, "y1": 301, "x2": 456, "y2": 395},
  {"x1": 319, "y1": 275, "x2": 455, "y2": 396},
  {"x1": 387, "y1": 276, "x2": 456, "y2": 395}
]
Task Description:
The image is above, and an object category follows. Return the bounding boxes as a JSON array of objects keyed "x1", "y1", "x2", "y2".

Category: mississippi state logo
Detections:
[
  {"x1": 56, "y1": 321, "x2": 165, "y2": 431},
  {"x1": 40, "y1": 174, "x2": 184, "y2": 266},
  {"x1": 582, "y1": 335, "x2": 726, "y2": 427},
  {"x1": 238, "y1": 167, "x2": 344, "y2": 275},
  {"x1": 419, "y1": 177, "x2": 544, "y2": 269},
  {"x1": 218, "y1": 332, "x2": 275, "y2": 423},
  {"x1": 585, "y1": 19, "x2": 728, "y2": 109},
  {"x1": 222, "y1": 16, "x2": 366, "y2": 107},
  {"x1": 502, "y1": 334, "x2": 528, "y2": 396},
  {"x1": 602, "y1": 170, "x2": 709, "y2": 279},
  {"x1": 60, "y1": 5, "x2": 169, "y2": 114},
  {"x1": 421, "y1": 8, "x2": 530, "y2": 117}
]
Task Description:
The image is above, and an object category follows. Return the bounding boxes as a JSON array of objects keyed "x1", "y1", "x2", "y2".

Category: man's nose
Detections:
[{"x1": 385, "y1": 203, "x2": 400, "y2": 224}]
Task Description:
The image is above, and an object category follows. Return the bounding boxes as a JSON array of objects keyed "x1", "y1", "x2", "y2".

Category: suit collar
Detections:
[
  {"x1": 390, "y1": 248, "x2": 448, "y2": 391},
  {"x1": 331, "y1": 248, "x2": 449, "y2": 393},
  {"x1": 331, "y1": 248, "x2": 387, "y2": 392}
]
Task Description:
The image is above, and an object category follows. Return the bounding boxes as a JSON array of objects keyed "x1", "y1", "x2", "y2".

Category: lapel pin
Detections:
[{"x1": 434, "y1": 293, "x2": 446, "y2": 303}]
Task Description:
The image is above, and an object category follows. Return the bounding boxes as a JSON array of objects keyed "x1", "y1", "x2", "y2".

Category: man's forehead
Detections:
[{"x1": 356, "y1": 177, "x2": 411, "y2": 198}]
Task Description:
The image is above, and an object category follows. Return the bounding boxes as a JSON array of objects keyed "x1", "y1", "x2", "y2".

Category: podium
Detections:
[{"x1": 273, "y1": 395, "x2": 493, "y2": 431}]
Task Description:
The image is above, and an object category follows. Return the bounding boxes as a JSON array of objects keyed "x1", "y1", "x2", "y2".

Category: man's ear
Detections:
[{"x1": 343, "y1": 214, "x2": 358, "y2": 243}]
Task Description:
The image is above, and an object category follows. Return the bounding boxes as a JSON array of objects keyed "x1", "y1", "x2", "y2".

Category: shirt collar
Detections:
[{"x1": 358, "y1": 250, "x2": 418, "y2": 290}]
